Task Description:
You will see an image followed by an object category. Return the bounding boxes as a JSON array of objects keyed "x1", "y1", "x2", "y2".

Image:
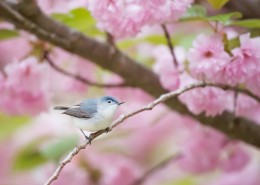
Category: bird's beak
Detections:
[{"x1": 118, "y1": 102, "x2": 124, "y2": 105}]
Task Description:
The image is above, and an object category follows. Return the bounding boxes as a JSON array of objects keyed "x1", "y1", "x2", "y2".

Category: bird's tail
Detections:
[{"x1": 54, "y1": 106, "x2": 69, "y2": 110}]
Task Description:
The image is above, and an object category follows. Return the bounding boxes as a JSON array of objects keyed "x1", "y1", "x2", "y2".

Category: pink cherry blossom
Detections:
[
  {"x1": 87, "y1": 0, "x2": 193, "y2": 38},
  {"x1": 219, "y1": 33, "x2": 260, "y2": 85},
  {"x1": 0, "y1": 57, "x2": 50, "y2": 115},
  {"x1": 179, "y1": 87, "x2": 231, "y2": 116},
  {"x1": 48, "y1": 48, "x2": 95, "y2": 94},
  {"x1": 122, "y1": 112, "x2": 180, "y2": 160},
  {"x1": 187, "y1": 34, "x2": 230, "y2": 81},
  {"x1": 85, "y1": 152, "x2": 141, "y2": 185},
  {"x1": 209, "y1": 159, "x2": 260, "y2": 185},
  {"x1": 0, "y1": 24, "x2": 31, "y2": 68},
  {"x1": 219, "y1": 143, "x2": 250, "y2": 172},
  {"x1": 177, "y1": 127, "x2": 227, "y2": 173},
  {"x1": 235, "y1": 94, "x2": 260, "y2": 124},
  {"x1": 232, "y1": 33, "x2": 260, "y2": 78},
  {"x1": 43, "y1": 163, "x2": 91, "y2": 185},
  {"x1": 153, "y1": 45, "x2": 180, "y2": 91},
  {"x1": 246, "y1": 72, "x2": 260, "y2": 96}
]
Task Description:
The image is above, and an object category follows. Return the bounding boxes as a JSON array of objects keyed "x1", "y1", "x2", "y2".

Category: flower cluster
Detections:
[
  {"x1": 87, "y1": 0, "x2": 193, "y2": 38},
  {"x1": 0, "y1": 57, "x2": 50, "y2": 115},
  {"x1": 154, "y1": 32, "x2": 260, "y2": 116},
  {"x1": 1, "y1": 1, "x2": 260, "y2": 185}
]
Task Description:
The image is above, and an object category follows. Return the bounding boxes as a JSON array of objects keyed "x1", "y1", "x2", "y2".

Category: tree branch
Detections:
[
  {"x1": 44, "y1": 83, "x2": 205, "y2": 185},
  {"x1": 226, "y1": 0, "x2": 260, "y2": 19},
  {"x1": 131, "y1": 154, "x2": 181, "y2": 185},
  {"x1": 42, "y1": 51, "x2": 127, "y2": 88},
  {"x1": 44, "y1": 82, "x2": 260, "y2": 185},
  {"x1": 0, "y1": 0, "x2": 189, "y2": 112},
  {"x1": 161, "y1": 24, "x2": 178, "y2": 67},
  {"x1": 1, "y1": 0, "x2": 260, "y2": 150}
]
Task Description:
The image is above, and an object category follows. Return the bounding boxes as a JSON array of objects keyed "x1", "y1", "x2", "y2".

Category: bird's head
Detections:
[{"x1": 97, "y1": 96, "x2": 124, "y2": 117}]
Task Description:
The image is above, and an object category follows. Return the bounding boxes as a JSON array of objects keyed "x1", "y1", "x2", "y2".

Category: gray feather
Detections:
[
  {"x1": 62, "y1": 107, "x2": 92, "y2": 119},
  {"x1": 61, "y1": 99, "x2": 98, "y2": 119},
  {"x1": 79, "y1": 99, "x2": 98, "y2": 115},
  {"x1": 54, "y1": 106, "x2": 69, "y2": 110}
]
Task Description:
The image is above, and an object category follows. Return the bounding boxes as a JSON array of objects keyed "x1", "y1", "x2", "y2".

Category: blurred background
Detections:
[{"x1": 1, "y1": 0, "x2": 260, "y2": 185}]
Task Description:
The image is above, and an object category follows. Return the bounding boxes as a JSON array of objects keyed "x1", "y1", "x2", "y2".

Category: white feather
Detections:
[{"x1": 71, "y1": 104, "x2": 118, "y2": 132}]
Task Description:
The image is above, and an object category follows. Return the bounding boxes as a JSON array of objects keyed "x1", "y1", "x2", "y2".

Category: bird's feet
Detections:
[
  {"x1": 79, "y1": 127, "x2": 112, "y2": 145},
  {"x1": 79, "y1": 129, "x2": 93, "y2": 145},
  {"x1": 85, "y1": 135, "x2": 93, "y2": 145}
]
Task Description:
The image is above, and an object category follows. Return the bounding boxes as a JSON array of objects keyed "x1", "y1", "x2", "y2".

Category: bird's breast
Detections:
[
  {"x1": 98, "y1": 105, "x2": 117, "y2": 120},
  {"x1": 71, "y1": 116, "x2": 111, "y2": 132},
  {"x1": 71, "y1": 105, "x2": 118, "y2": 132}
]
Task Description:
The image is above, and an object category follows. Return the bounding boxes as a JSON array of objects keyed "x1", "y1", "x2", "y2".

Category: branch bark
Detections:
[
  {"x1": 226, "y1": 0, "x2": 260, "y2": 19},
  {"x1": 1, "y1": 0, "x2": 260, "y2": 149},
  {"x1": 44, "y1": 82, "x2": 260, "y2": 184},
  {"x1": 42, "y1": 50, "x2": 127, "y2": 88}
]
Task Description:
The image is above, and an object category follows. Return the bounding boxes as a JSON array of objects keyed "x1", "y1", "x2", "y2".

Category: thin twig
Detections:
[
  {"x1": 131, "y1": 154, "x2": 181, "y2": 185},
  {"x1": 3, "y1": 0, "x2": 260, "y2": 150},
  {"x1": 207, "y1": 83, "x2": 260, "y2": 103},
  {"x1": 44, "y1": 82, "x2": 260, "y2": 185},
  {"x1": 42, "y1": 51, "x2": 127, "y2": 88},
  {"x1": 161, "y1": 24, "x2": 178, "y2": 67}
]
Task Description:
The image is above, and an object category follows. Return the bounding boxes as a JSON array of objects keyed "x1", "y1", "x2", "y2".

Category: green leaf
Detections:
[
  {"x1": 181, "y1": 11, "x2": 242, "y2": 25},
  {"x1": 41, "y1": 136, "x2": 78, "y2": 161},
  {"x1": 163, "y1": 177, "x2": 195, "y2": 185},
  {"x1": 0, "y1": 114, "x2": 30, "y2": 140},
  {"x1": 144, "y1": 35, "x2": 169, "y2": 45},
  {"x1": 182, "y1": 5, "x2": 207, "y2": 19},
  {"x1": 118, "y1": 30, "x2": 196, "y2": 52},
  {"x1": 207, "y1": 12, "x2": 242, "y2": 24},
  {"x1": 51, "y1": 8, "x2": 103, "y2": 36},
  {"x1": 13, "y1": 137, "x2": 48, "y2": 171},
  {"x1": 0, "y1": 29, "x2": 19, "y2": 40},
  {"x1": 117, "y1": 39, "x2": 140, "y2": 50},
  {"x1": 230, "y1": 19, "x2": 260, "y2": 28},
  {"x1": 207, "y1": 0, "x2": 230, "y2": 9},
  {"x1": 223, "y1": 36, "x2": 240, "y2": 54}
]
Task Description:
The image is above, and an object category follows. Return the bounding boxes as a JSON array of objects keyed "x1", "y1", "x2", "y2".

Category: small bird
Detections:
[{"x1": 54, "y1": 96, "x2": 124, "y2": 143}]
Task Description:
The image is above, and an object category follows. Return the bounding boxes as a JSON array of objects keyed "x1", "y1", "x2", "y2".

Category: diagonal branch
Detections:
[
  {"x1": 44, "y1": 82, "x2": 260, "y2": 185},
  {"x1": 161, "y1": 24, "x2": 178, "y2": 67},
  {"x1": 1, "y1": 1, "x2": 260, "y2": 150},
  {"x1": 131, "y1": 154, "x2": 181, "y2": 185},
  {"x1": 42, "y1": 51, "x2": 127, "y2": 88},
  {"x1": 0, "y1": 0, "x2": 188, "y2": 112},
  {"x1": 44, "y1": 83, "x2": 206, "y2": 185}
]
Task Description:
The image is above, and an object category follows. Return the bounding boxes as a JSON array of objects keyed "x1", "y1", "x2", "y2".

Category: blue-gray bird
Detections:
[{"x1": 54, "y1": 96, "x2": 124, "y2": 142}]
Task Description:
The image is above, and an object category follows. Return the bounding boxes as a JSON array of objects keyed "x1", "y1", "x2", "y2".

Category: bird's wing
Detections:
[
  {"x1": 80, "y1": 99, "x2": 98, "y2": 115},
  {"x1": 54, "y1": 106, "x2": 69, "y2": 110},
  {"x1": 62, "y1": 107, "x2": 92, "y2": 119}
]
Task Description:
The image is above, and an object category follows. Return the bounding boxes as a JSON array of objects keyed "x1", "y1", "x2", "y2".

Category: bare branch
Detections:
[
  {"x1": 44, "y1": 82, "x2": 260, "y2": 185},
  {"x1": 1, "y1": 0, "x2": 260, "y2": 151},
  {"x1": 161, "y1": 24, "x2": 178, "y2": 67},
  {"x1": 131, "y1": 154, "x2": 181, "y2": 185},
  {"x1": 42, "y1": 51, "x2": 127, "y2": 88},
  {"x1": 203, "y1": 83, "x2": 260, "y2": 103},
  {"x1": 44, "y1": 83, "x2": 202, "y2": 185}
]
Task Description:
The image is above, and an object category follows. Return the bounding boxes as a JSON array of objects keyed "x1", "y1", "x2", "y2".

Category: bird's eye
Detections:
[{"x1": 107, "y1": 100, "x2": 112, "y2": 104}]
